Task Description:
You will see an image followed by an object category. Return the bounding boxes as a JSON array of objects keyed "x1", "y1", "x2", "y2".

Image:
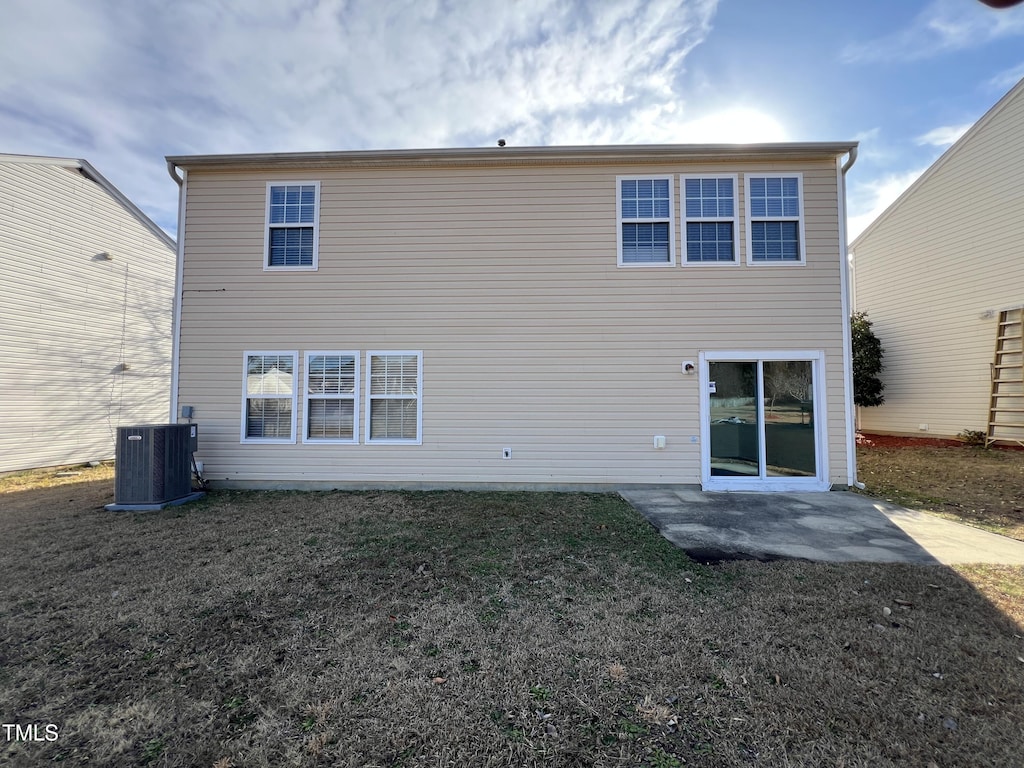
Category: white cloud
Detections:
[
  {"x1": 847, "y1": 168, "x2": 928, "y2": 243},
  {"x1": 667, "y1": 107, "x2": 788, "y2": 143},
  {"x1": 841, "y1": 0, "x2": 1024, "y2": 63},
  {"x1": 987, "y1": 62, "x2": 1024, "y2": 92},
  {"x1": 915, "y1": 123, "x2": 972, "y2": 147},
  {"x1": 515, "y1": 104, "x2": 788, "y2": 146},
  {"x1": 0, "y1": 0, "x2": 725, "y2": 232}
]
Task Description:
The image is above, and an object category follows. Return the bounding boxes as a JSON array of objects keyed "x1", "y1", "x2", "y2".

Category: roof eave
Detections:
[
  {"x1": 166, "y1": 142, "x2": 858, "y2": 170},
  {"x1": 0, "y1": 153, "x2": 175, "y2": 249}
]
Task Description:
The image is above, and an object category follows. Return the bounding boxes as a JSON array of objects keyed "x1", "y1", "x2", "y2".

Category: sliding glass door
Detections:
[{"x1": 702, "y1": 353, "x2": 825, "y2": 491}]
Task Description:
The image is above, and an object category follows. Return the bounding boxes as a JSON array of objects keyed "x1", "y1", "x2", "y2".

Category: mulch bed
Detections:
[{"x1": 857, "y1": 433, "x2": 1023, "y2": 451}]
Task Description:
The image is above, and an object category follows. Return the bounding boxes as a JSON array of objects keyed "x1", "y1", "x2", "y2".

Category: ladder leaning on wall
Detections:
[{"x1": 987, "y1": 306, "x2": 1024, "y2": 447}]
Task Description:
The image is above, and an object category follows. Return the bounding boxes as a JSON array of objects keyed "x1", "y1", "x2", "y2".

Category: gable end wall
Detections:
[
  {"x1": 853, "y1": 81, "x2": 1024, "y2": 438},
  {"x1": 0, "y1": 162, "x2": 176, "y2": 472}
]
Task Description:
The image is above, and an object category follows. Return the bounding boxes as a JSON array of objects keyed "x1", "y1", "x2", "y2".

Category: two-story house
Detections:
[{"x1": 166, "y1": 143, "x2": 857, "y2": 491}]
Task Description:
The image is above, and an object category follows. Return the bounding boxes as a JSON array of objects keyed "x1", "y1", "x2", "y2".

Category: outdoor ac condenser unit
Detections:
[{"x1": 114, "y1": 424, "x2": 194, "y2": 505}]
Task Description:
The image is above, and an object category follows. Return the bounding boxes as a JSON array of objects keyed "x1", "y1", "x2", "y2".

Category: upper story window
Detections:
[
  {"x1": 617, "y1": 176, "x2": 675, "y2": 266},
  {"x1": 304, "y1": 352, "x2": 359, "y2": 443},
  {"x1": 242, "y1": 352, "x2": 297, "y2": 443},
  {"x1": 746, "y1": 175, "x2": 804, "y2": 264},
  {"x1": 264, "y1": 182, "x2": 320, "y2": 270},
  {"x1": 682, "y1": 176, "x2": 737, "y2": 264}
]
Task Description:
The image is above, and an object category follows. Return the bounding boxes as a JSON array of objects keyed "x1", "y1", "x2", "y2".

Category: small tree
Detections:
[{"x1": 851, "y1": 311, "x2": 885, "y2": 407}]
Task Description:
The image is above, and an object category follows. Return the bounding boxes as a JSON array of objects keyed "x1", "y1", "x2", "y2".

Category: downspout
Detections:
[
  {"x1": 837, "y1": 147, "x2": 864, "y2": 489},
  {"x1": 167, "y1": 160, "x2": 187, "y2": 424}
]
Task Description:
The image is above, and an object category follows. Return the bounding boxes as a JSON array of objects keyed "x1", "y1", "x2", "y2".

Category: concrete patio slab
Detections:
[
  {"x1": 880, "y1": 505, "x2": 1024, "y2": 565},
  {"x1": 619, "y1": 488, "x2": 1024, "y2": 565}
]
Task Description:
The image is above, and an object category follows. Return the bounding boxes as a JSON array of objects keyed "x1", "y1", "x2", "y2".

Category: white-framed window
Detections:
[
  {"x1": 745, "y1": 174, "x2": 805, "y2": 265},
  {"x1": 616, "y1": 176, "x2": 675, "y2": 266},
  {"x1": 681, "y1": 175, "x2": 738, "y2": 265},
  {"x1": 241, "y1": 351, "x2": 298, "y2": 443},
  {"x1": 303, "y1": 352, "x2": 359, "y2": 443},
  {"x1": 365, "y1": 351, "x2": 422, "y2": 444},
  {"x1": 264, "y1": 181, "x2": 320, "y2": 270}
]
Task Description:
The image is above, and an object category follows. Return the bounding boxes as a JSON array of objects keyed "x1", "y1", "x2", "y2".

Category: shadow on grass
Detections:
[{"x1": 1, "y1": 489, "x2": 1021, "y2": 767}]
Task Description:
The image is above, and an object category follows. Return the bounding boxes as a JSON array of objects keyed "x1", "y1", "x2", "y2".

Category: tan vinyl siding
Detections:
[
  {"x1": 0, "y1": 161, "x2": 176, "y2": 472},
  {"x1": 852, "y1": 80, "x2": 1024, "y2": 438},
  {"x1": 177, "y1": 157, "x2": 850, "y2": 486}
]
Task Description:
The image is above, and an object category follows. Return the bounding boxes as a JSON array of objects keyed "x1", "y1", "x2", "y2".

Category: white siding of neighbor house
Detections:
[
  {"x1": 852, "y1": 79, "x2": 1024, "y2": 438},
  {"x1": 176, "y1": 155, "x2": 851, "y2": 487},
  {"x1": 0, "y1": 159, "x2": 176, "y2": 472}
]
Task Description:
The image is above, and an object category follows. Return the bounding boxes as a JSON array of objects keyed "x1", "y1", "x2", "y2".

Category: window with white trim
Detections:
[
  {"x1": 746, "y1": 175, "x2": 804, "y2": 264},
  {"x1": 242, "y1": 352, "x2": 297, "y2": 442},
  {"x1": 265, "y1": 182, "x2": 320, "y2": 270},
  {"x1": 682, "y1": 175, "x2": 737, "y2": 264},
  {"x1": 366, "y1": 352, "x2": 422, "y2": 443},
  {"x1": 304, "y1": 352, "x2": 358, "y2": 443},
  {"x1": 617, "y1": 176, "x2": 675, "y2": 266}
]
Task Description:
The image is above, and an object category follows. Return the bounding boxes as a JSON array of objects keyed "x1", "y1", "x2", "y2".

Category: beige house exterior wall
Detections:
[
  {"x1": 0, "y1": 156, "x2": 176, "y2": 473},
  {"x1": 171, "y1": 147, "x2": 855, "y2": 488},
  {"x1": 851, "y1": 79, "x2": 1024, "y2": 439}
]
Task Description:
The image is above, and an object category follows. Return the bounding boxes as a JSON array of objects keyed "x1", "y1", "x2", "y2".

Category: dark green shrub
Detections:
[{"x1": 851, "y1": 311, "x2": 885, "y2": 408}]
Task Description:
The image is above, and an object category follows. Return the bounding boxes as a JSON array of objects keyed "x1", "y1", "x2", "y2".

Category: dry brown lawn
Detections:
[
  {"x1": 856, "y1": 440, "x2": 1024, "y2": 541},
  {"x1": 856, "y1": 438, "x2": 1024, "y2": 641},
  {"x1": 2, "y1": 464, "x2": 1023, "y2": 767}
]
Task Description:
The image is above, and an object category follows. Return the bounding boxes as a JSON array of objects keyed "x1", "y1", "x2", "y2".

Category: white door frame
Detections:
[{"x1": 699, "y1": 350, "x2": 830, "y2": 492}]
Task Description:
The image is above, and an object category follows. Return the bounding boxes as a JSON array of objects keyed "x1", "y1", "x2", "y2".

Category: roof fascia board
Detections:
[
  {"x1": 167, "y1": 142, "x2": 857, "y2": 171},
  {"x1": 0, "y1": 153, "x2": 85, "y2": 168}
]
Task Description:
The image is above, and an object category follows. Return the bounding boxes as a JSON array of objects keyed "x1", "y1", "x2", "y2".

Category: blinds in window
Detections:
[
  {"x1": 267, "y1": 183, "x2": 318, "y2": 268},
  {"x1": 368, "y1": 353, "x2": 420, "y2": 441},
  {"x1": 244, "y1": 354, "x2": 296, "y2": 439},
  {"x1": 306, "y1": 354, "x2": 357, "y2": 441},
  {"x1": 748, "y1": 176, "x2": 801, "y2": 262},
  {"x1": 620, "y1": 178, "x2": 672, "y2": 264},
  {"x1": 683, "y1": 177, "x2": 736, "y2": 263}
]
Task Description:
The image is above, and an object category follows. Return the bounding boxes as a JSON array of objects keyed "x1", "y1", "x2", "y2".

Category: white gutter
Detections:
[
  {"x1": 167, "y1": 141, "x2": 859, "y2": 171},
  {"x1": 167, "y1": 161, "x2": 187, "y2": 424},
  {"x1": 836, "y1": 147, "x2": 862, "y2": 489}
]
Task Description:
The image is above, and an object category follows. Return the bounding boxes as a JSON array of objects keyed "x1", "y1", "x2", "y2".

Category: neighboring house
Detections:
[
  {"x1": 851, "y1": 78, "x2": 1024, "y2": 444},
  {"x1": 0, "y1": 154, "x2": 176, "y2": 473},
  {"x1": 166, "y1": 142, "x2": 858, "y2": 492}
]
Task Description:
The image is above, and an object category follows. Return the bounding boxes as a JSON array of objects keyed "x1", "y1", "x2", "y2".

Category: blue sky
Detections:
[{"x1": 2, "y1": 0, "x2": 1022, "y2": 240}]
